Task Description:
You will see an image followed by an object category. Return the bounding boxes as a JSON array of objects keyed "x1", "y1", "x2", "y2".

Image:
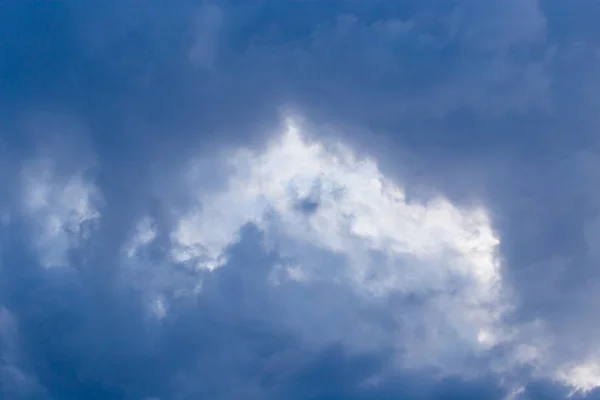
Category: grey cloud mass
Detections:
[{"x1": 2, "y1": 1, "x2": 600, "y2": 399}]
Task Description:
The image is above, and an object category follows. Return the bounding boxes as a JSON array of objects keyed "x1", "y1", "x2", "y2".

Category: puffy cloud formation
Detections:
[
  {"x1": 3, "y1": 1, "x2": 600, "y2": 399},
  {"x1": 171, "y1": 118, "x2": 505, "y2": 369}
]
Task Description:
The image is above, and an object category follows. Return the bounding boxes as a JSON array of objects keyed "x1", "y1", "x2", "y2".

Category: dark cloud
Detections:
[
  {"x1": 2, "y1": 1, "x2": 600, "y2": 399},
  {"x1": 0, "y1": 223, "x2": 508, "y2": 400}
]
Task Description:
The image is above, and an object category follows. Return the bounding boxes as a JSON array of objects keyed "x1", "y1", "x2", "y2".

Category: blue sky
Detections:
[{"x1": 2, "y1": 1, "x2": 600, "y2": 399}]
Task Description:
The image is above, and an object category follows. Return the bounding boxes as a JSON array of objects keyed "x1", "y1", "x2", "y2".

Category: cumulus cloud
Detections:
[
  {"x1": 170, "y1": 117, "x2": 506, "y2": 369},
  {"x1": 160, "y1": 116, "x2": 600, "y2": 396},
  {"x1": 3, "y1": 1, "x2": 600, "y2": 399}
]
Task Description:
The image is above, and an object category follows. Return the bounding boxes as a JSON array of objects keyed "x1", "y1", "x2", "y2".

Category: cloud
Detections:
[
  {"x1": 159, "y1": 115, "x2": 600, "y2": 396},
  {"x1": 123, "y1": 217, "x2": 157, "y2": 259},
  {"x1": 0, "y1": 307, "x2": 46, "y2": 399},
  {"x1": 3, "y1": 1, "x2": 600, "y2": 399},
  {"x1": 170, "y1": 117, "x2": 505, "y2": 369},
  {"x1": 188, "y1": 2, "x2": 224, "y2": 70},
  {"x1": 20, "y1": 158, "x2": 100, "y2": 268},
  {"x1": 191, "y1": 0, "x2": 552, "y2": 121}
]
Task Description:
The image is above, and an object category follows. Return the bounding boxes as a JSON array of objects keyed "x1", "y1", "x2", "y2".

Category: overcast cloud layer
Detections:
[{"x1": 3, "y1": 1, "x2": 600, "y2": 399}]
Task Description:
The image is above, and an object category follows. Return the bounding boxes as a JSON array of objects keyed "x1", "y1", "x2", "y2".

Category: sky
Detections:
[{"x1": 2, "y1": 1, "x2": 600, "y2": 399}]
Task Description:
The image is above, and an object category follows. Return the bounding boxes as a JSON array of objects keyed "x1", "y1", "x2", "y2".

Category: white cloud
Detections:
[
  {"x1": 124, "y1": 216, "x2": 158, "y2": 258},
  {"x1": 558, "y1": 362, "x2": 600, "y2": 396},
  {"x1": 167, "y1": 116, "x2": 600, "y2": 393},
  {"x1": 20, "y1": 158, "x2": 100, "y2": 268},
  {"x1": 171, "y1": 117, "x2": 508, "y2": 373},
  {"x1": 122, "y1": 215, "x2": 203, "y2": 318}
]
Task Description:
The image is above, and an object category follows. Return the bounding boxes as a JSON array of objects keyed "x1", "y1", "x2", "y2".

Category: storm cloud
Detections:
[{"x1": 2, "y1": 1, "x2": 600, "y2": 399}]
